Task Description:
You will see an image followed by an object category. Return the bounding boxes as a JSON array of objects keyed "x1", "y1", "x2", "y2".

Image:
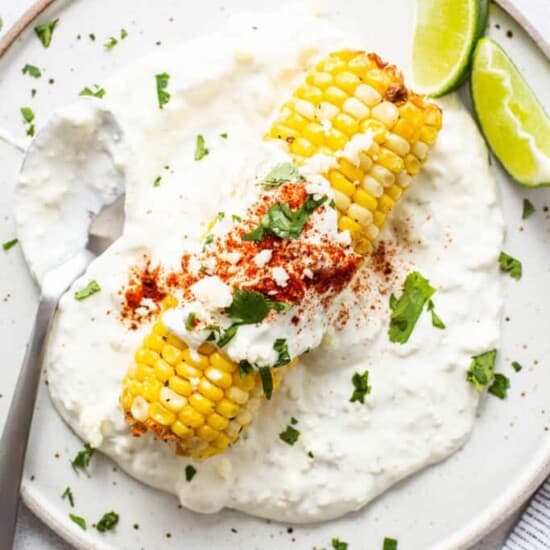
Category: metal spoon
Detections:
[{"x1": 0, "y1": 106, "x2": 124, "y2": 549}]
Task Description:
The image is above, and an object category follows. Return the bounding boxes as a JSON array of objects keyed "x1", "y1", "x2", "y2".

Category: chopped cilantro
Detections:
[
  {"x1": 512, "y1": 361, "x2": 522, "y2": 372},
  {"x1": 243, "y1": 195, "x2": 327, "y2": 242},
  {"x1": 194, "y1": 134, "x2": 209, "y2": 161},
  {"x1": 155, "y1": 72, "x2": 171, "y2": 109},
  {"x1": 238, "y1": 360, "x2": 253, "y2": 377},
  {"x1": 220, "y1": 132, "x2": 228, "y2": 139},
  {"x1": 388, "y1": 272, "x2": 436, "y2": 344},
  {"x1": 153, "y1": 175, "x2": 162, "y2": 187},
  {"x1": 74, "y1": 280, "x2": 101, "y2": 301},
  {"x1": 232, "y1": 214, "x2": 242, "y2": 223},
  {"x1": 259, "y1": 366, "x2": 273, "y2": 399},
  {"x1": 2, "y1": 238, "x2": 18, "y2": 251},
  {"x1": 329, "y1": 198, "x2": 336, "y2": 208},
  {"x1": 31, "y1": 89, "x2": 37, "y2": 97},
  {"x1": 203, "y1": 233, "x2": 215, "y2": 247},
  {"x1": 383, "y1": 538, "x2": 398, "y2": 550},
  {"x1": 522, "y1": 199, "x2": 535, "y2": 220},
  {"x1": 427, "y1": 300, "x2": 445, "y2": 330},
  {"x1": 290, "y1": 417, "x2": 298, "y2": 425},
  {"x1": 69, "y1": 514, "x2": 86, "y2": 530},
  {"x1": 332, "y1": 539, "x2": 348, "y2": 550},
  {"x1": 261, "y1": 162, "x2": 304, "y2": 188},
  {"x1": 89, "y1": 33, "x2": 96, "y2": 41},
  {"x1": 71, "y1": 443, "x2": 94, "y2": 471},
  {"x1": 488, "y1": 373, "x2": 510, "y2": 399},
  {"x1": 185, "y1": 465, "x2": 197, "y2": 482},
  {"x1": 217, "y1": 211, "x2": 225, "y2": 220},
  {"x1": 279, "y1": 425, "x2": 300, "y2": 445},
  {"x1": 61, "y1": 486, "x2": 74, "y2": 507},
  {"x1": 20, "y1": 107, "x2": 35, "y2": 123},
  {"x1": 79, "y1": 85, "x2": 106, "y2": 98},
  {"x1": 34, "y1": 19, "x2": 58, "y2": 48},
  {"x1": 349, "y1": 370, "x2": 371, "y2": 404},
  {"x1": 308, "y1": 451, "x2": 315, "y2": 458},
  {"x1": 96, "y1": 511, "x2": 119, "y2": 532},
  {"x1": 26, "y1": 125, "x2": 35, "y2": 137},
  {"x1": 22, "y1": 64, "x2": 41, "y2": 78},
  {"x1": 104, "y1": 36, "x2": 118, "y2": 50},
  {"x1": 273, "y1": 338, "x2": 291, "y2": 367},
  {"x1": 227, "y1": 289, "x2": 283, "y2": 324},
  {"x1": 185, "y1": 312, "x2": 196, "y2": 331},
  {"x1": 217, "y1": 325, "x2": 238, "y2": 347},
  {"x1": 499, "y1": 252, "x2": 522, "y2": 280},
  {"x1": 120, "y1": 28, "x2": 128, "y2": 39},
  {"x1": 466, "y1": 349, "x2": 497, "y2": 392}
]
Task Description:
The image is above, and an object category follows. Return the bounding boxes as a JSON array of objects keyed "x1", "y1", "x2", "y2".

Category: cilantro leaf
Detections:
[
  {"x1": 2, "y1": 238, "x2": 18, "y2": 251},
  {"x1": 259, "y1": 366, "x2": 273, "y2": 399},
  {"x1": 34, "y1": 19, "x2": 58, "y2": 48},
  {"x1": 153, "y1": 175, "x2": 162, "y2": 187},
  {"x1": 226, "y1": 289, "x2": 271, "y2": 324},
  {"x1": 466, "y1": 349, "x2": 497, "y2": 392},
  {"x1": 383, "y1": 538, "x2": 398, "y2": 550},
  {"x1": 104, "y1": 36, "x2": 118, "y2": 50},
  {"x1": 120, "y1": 28, "x2": 128, "y2": 39},
  {"x1": 512, "y1": 361, "x2": 522, "y2": 372},
  {"x1": 155, "y1": 72, "x2": 171, "y2": 109},
  {"x1": 243, "y1": 195, "x2": 327, "y2": 242},
  {"x1": 427, "y1": 300, "x2": 446, "y2": 330},
  {"x1": 69, "y1": 514, "x2": 86, "y2": 530},
  {"x1": 290, "y1": 417, "x2": 298, "y2": 425},
  {"x1": 522, "y1": 199, "x2": 535, "y2": 220},
  {"x1": 220, "y1": 132, "x2": 228, "y2": 139},
  {"x1": 79, "y1": 85, "x2": 106, "y2": 98},
  {"x1": 185, "y1": 465, "x2": 197, "y2": 482},
  {"x1": 20, "y1": 107, "x2": 35, "y2": 123},
  {"x1": 261, "y1": 162, "x2": 304, "y2": 188},
  {"x1": 273, "y1": 338, "x2": 291, "y2": 367},
  {"x1": 332, "y1": 539, "x2": 348, "y2": 550},
  {"x1": 194, "y1": 134, "x2": 209, "y2": 161},
  {"x1": 71, "y1": 443, "x2": 94, "y2": 471},
  {"x1": 74, "y1": 280, "x2": 101, "y2": 301},
  {"x1": 22, "y1": 64, "x2": 42, "y2": 78},
  {"x1": 96, "y1": 511, "x2": 119, "y2": 532},
  {"x1": 488, "y1": 373, "x2": 510, "y2": 399},
  {"x1": 238, "y1": 360, "x2": 253, "y2": 377},
  {"x1": 349, "y1": 370, "x2": 371, "y2": 404},
  {"x1": 61, "y1": 486, "x2": 74, "y2": 507},
  {"x1": 388, "y1": 272, "x2": 435, "y2": 344},
  {"x1": 499, "y1": 252, "x2": 522, "y2": 280},
  {"x1": 279, "y1": 424, "x2": 300, "y2": 445}
]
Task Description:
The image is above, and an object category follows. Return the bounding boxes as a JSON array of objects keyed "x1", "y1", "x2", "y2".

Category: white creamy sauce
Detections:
[{"x1": 17, "y1": 8, "x2": 504, "y2": 523}]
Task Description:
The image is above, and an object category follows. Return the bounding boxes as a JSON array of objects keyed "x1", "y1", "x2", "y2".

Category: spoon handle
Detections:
[{"x1": 0, "y1": 295, "x2": 58, "y2": 550}]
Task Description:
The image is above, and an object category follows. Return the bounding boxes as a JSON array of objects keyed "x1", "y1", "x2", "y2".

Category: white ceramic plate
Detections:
[{"x1": 1, "y1": 1, "x2": 549, "y2": 548}]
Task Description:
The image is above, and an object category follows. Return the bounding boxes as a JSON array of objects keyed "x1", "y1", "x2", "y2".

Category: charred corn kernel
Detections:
[
  {"x1": 149, "y1": 402, "x2": 176, "y2": 426},
  {"x1": 182, "y1": 348, "x2": 209, "y2": 369},
  {"x1": 266, "y1": 50, "x2": 441, "y2": 251},
  {"x1": 198, "y1": 342, "x2": 216, "y2": 355},
  {"x1": 209, "y1": 352, "x2": 235, "y2": 372},
  {"x1": 168, "y1": 375, "x2": 193, "y2": 396},
  {"x1": 165, "y1": 333, "x2": 186, "y2": 349},
  {"x1": 198, "y1": 378, "x2": 224, "y2": 401}
]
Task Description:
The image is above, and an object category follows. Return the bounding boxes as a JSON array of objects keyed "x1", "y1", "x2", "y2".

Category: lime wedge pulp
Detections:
[
  {"x1": 472, "y1": 38, "x2": 550, "y2": 187},
  {"x1": 412, "y1": 0, "x2": 488, "y2": 97}
]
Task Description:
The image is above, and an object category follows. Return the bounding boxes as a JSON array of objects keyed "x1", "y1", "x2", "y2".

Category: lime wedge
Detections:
[
  {"x1": 412, "y1": 0, "x2": 488, "y2": 97},
  {"x1": 472, "y1": 38, "x2": 550, "y2": 187}
]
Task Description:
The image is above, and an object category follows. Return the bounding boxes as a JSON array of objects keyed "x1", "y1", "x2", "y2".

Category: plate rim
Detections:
[{"x1": 3, "y1": 0, "x2": 550, "y2": 548}]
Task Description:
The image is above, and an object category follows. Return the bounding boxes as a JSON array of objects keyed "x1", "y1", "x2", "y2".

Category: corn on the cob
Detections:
[
  {"x1": 267, "y1": 49, "x2": 442, "y2": 254},
  {"x1": 121, "y1": 50, "x2": 442, "y2": 459}
]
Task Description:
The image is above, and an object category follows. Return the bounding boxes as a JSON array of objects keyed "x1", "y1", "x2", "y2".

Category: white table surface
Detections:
[{"x1": 0, "y1": 0, "x2": 547, "y2": 548}]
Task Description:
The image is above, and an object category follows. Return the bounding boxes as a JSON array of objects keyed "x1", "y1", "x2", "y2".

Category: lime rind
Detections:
[
  {"x1": 412, "y1": 0, "x2": 488, "y2": 97},
  {"x1": 471, "y1": 38, "x2": 550, "y2": 187}
]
